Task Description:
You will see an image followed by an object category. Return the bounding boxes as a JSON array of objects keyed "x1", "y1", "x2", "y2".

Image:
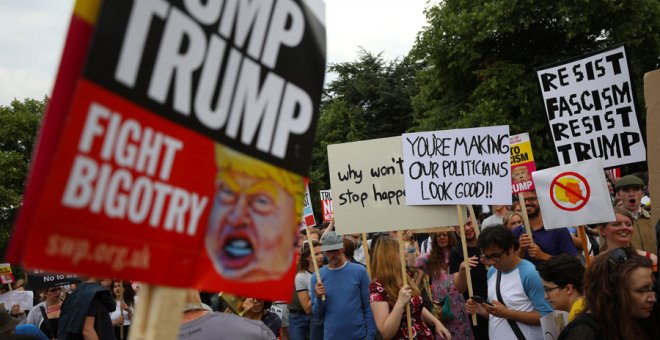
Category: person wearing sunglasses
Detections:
[
  {"x1": 25, "y1": 286, "x2": 64, "y2": 339},
  {"x1": 558, "y1": 247, "x2": 657, "y2": 339},
  {"x1": 536, "y1": 255, "x2": 585, "y2": 322},
  {"x1": 465, "y1": 225, "x2": 552, "y2": 340}
]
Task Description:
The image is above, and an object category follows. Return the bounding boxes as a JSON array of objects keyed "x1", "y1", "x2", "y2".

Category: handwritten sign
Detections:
[
  {"x1": 328, "y1": 137, "x2": 459, "y2": 234},
  {"x1": 402, "y1": 126, "x2": 512, "y2": 205},
  {"x1": 510, "y1": 133, "x2": 536, "y2": 194},
  {"x1": 536, "y1": 45, "x2": 646, "y2": 167}
]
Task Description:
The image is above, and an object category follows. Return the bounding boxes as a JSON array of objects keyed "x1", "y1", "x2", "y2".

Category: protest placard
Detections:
[
  {"x1": 532, "y1": 159, "x2": 615, "y2": 229},
  {"x1": 328, "y1": 136, "x2": 459, "y2": 235},
  {"x1": 301, "y1": 180, "x2": 317, "y2": 228},
  {"x1": 0, "y1": 290, "x2": 34, "y2": 312},
  {"x1": 0, "y1": 264, "x2": 13, "y2": 285},
  {"x1": 25, "y1": 273, "x2": 81, "y2": 291},
  {"x1": 319, "y1": 190, "x2": 333, "y2": 222},
  {"x1": 7, "y1": 0, "x2": 326, "y2": 301},
  {"x1": 401, "y1": 126, "x2": 512, "y2": 205},
  {"x1": 536, "y1": 45, "x2": 646, "y2": 168},
  {"x1": 510, "y1": 133, "x2": 536, "y2": 194}
]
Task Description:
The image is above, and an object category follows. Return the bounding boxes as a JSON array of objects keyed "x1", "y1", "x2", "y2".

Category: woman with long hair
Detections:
[
  {"x1": 25, "y1": 286, "x2": 64, "y2": 339},
  {"x1": 415, "y1": 232, "x2": 473, "y2": 339},
  {"x1": 110, "y1": 279, "x2": 136, "y2": 340},
  {"x1": 559, "y1": 247, "x2": 657, "y2": 339},
  {"x1": 370, "y1": 237, "x2": 451, "y2": 340},
  {"x1": 599, "y1": 207, "x2": 657, "y2": 271},
  {"x1": 288, "y1": 240, "x2": 323, "y2": 340}
]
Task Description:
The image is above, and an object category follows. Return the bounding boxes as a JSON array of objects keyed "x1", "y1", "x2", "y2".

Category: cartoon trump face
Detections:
[
  {"x1": 206, "y1": 145, "x2": 303, "y2": 282},
  {"x1": 512, "y1": 166, "x2": 531, "y2": 184}
]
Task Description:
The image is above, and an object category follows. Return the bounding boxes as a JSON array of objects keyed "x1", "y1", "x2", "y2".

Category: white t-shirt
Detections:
[
  {"x1": 481, "y1": 214, "x2": 505, "y2": 229},
  {"x1": 486, "y1": 260, "x2": 553, "y2": 340}
]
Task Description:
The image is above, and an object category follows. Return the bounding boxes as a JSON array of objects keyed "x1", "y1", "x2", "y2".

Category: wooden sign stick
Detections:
[
  {"x1": 578, "y1": 226, "x2": 591, "y2": 267},
  {"x1": 362, "y1": 232, "x2": 372, "y2": 279},
  {"x1": 129, "y1": 284, "x2": 186, "y2": 340},
  {"x1": 468, "y1": 205, "x2": 481, "y2": 237},
  {"x1": 306, "y1": 226, "x2": 325, "y2": 301},
  {"x1": 457, "y1": 205, "x2": 477, "y2": 326},
  {"x1": 517, "y1": 193, "x2": 533, "y2": 238},
  {"x1": 397, "y1": 231, "x2": 414, "y2": 340}
]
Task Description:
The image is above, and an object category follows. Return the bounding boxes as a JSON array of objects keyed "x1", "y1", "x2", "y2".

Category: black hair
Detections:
[
  {"x1": 537, "y1": 254, "x2": 585, "y2": 294},
  {"x1": 477, "y1": 225, "x2": 518, "y2": 251}
]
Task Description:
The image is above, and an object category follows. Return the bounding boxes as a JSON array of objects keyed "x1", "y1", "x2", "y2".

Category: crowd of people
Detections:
[{"x1": 1, "y1": 174, "x2": 658, "y2": 340}]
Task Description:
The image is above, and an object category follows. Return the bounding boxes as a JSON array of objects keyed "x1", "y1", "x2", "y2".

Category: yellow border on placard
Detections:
[{"x1": 74, "y1": 0, "x2": 101, "y2": 25}]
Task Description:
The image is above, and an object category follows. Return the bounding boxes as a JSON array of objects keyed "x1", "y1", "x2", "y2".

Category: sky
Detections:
[{"x1": 0, "y1": 0, "x2": 430, "y2": 106}]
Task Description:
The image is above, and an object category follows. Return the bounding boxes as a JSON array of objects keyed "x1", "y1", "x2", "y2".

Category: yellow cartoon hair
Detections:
[{"x1": 214, "y1": 144, "x2": 305, "y2": 219}]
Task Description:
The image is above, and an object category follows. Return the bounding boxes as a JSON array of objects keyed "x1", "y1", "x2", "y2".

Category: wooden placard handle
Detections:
[
  {"x1": 457, "y1": 205, "x2": 477, "y2": 326},
  {"x1": 397, "y1": 231, "x2": 414, "y2": 340}
]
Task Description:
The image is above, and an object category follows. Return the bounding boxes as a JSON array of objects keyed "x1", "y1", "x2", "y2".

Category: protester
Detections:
[
  {"x1": 512, "y1": 190, "x2": 577, "y2": 265},
  {"x1": 558, "y1": 247, "x2": 657, "y2": 339},
  {"x1": 481, "y1": 206, "x2": 510, "y2": 229},
  {"x1": 536, "y1": 255, "x2": 585, "y2": 321},
  {"x1": 599, "y1": 207, "x2": 658, "y2": 271},
  {"x1": 354, "y1": 233, "x2": 373, "y2": 265},
  {"x1": 241, "y1": 298, "x2": 282, "y2": 337},
  {"x1": 311, "y1": 231, "x2": 376, "y2": 340},
  {"x1": 288, "y1": 240, "x2": 323, "y2": 340},
  {"x1": 466, "y1": 226, "x2": 552, "y2": 340},
  {"x1": 205, "y1": 144, "x2": 303, "y2": 282},
  {"x1": 370, "y1": 237, "x2": 452, "y2": 340},
  {"x1": 611, "y1": 175, "x2": 656, "y2": 255},
  {"x1": 415, "y1": 232, "x2": 473, "y2": 339},
  {"x1": 448, "y1": 219, "x2": 489, "y2": 340},
  {"x1": 26, "y1": 286, "x2": 63, "y2": 339},
  {"x1": 110, "y1": 280, "x2": 135, "y2": 340},
  {"x1": 179, "y1": 290, "x2": 275, "y2": 340},
  {"x1": 502, "y1": 211, "x2": 523, "y2": 231},
  {"x1": 58, "y1": 277, "x2": 116, "y2": 340},
  {"x1": 344, "y1": 237, "x2": 364, "y2": 266}
]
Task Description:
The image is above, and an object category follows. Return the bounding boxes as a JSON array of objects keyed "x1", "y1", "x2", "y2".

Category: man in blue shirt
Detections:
[
  {"x1": 311, "y1": 231, "x2": 376, "y2": 340},
  {"x1": 512, "y1": 191, "x2": 577, "y2": 265}
]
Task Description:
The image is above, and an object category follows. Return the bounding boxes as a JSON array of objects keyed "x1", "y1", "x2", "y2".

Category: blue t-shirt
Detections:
[
  {"x1": 310, "y1": 261, "x2": 376, "y2": 340},
  {"x1": 512, "y1": 225, "x2": 577, "y2": 265}
]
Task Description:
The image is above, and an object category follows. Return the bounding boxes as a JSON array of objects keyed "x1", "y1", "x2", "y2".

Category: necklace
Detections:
[{"x1": 46, "y1": 303, "x2": 61, "y2": 314}]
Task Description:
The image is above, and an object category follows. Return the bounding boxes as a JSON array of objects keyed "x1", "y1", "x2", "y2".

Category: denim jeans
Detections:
[
  {"x1": 310, "y1": 314, "x2": 324, "y2": 340},
  {"x1": 288, "y1": 312, "x2": 310, "y2": 340}
]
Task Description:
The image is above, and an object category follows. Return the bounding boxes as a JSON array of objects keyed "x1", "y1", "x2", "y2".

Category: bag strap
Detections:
[
  {"x1": 39, "y1": 305, "x2": 56, "y2": 339},
  {"x1": 496, "y1": 270, "x2": 526, "y2": 340}
]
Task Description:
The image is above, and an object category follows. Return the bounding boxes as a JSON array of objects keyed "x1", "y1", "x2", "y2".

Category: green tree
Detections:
[
  {"x1": 411, "y1": 0, "x2": 660, "y2": 169},
  {"x1": 308, "y1": 51, "x2": 420, "y2": 218},
  {"x1": 0, "y1": 98, "x2": 45, "y2": 260}
]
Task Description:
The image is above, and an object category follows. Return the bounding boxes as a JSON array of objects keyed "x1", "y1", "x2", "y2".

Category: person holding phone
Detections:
[{"x1": 465, "y1": 226, "x2": 552, "y2": 340}]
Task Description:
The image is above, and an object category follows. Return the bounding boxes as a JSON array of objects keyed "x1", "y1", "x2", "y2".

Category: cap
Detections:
[
  {"x1": 0, "y1": 309, "x2": 19, "y2": 334},
  {"x1": 615, "y1": 175, "x2": 644, "y2": 191},
  {"x1": 320, "y1": 231, "x2": 343, "y2": 252}
]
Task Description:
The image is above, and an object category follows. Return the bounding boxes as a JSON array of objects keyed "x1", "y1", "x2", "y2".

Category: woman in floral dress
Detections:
[
  {"x1": 369, "y1": 237, "x2": 451, "y2": 340},
  {"x1": 415, "y1": 232, "x2": 474, "y2": 340}
]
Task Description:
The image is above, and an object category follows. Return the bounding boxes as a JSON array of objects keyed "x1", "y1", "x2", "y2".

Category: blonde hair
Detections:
[
  {"x1": 370, "y1": 237, "x2": 420, "y2": 305},
  {"x1": 215, "y1": 144, "x2": 305, "y2": 218}
]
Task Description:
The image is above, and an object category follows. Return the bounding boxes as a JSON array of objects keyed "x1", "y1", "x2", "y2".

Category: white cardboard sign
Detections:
[
  {"x1": 402, "y1": 126, "x2": 512, "y2": 205},
  {"x1": 536, "y1": 45, "x2": 646, "y2": 168},
  {"x1": 327, "y1": 136, "x2": 459, "y2": 234},
  {"x1": 533, "y1": 159, "x2": 615, "y2": 229}
]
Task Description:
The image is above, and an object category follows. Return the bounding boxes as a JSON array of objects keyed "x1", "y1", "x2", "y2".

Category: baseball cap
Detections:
[
  {"x1": 320, "y1": 231, "x2": 343, "y2": 252},
  {"x1": 615, "y1": 175, "x2": 644, "y2": 191}
]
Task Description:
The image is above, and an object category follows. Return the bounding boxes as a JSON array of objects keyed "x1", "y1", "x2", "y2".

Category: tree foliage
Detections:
[
  {"x1": 308, "y1": 50, "x2": 419, "y2": 216},
  {"x1": 411, "y1": 0, "x2": 660, "y2": 169},
  {"x1": 0, "y1": 98, "x2": 45, "y2": 260}
]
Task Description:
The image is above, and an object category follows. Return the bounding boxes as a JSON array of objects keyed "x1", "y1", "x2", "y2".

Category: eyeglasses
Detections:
[
  {"x1": 480, "y1": 249, "x2": 506, "y2": 263},
  {"x1": 543, "y1": 286, "x2": 562, "y2": 294}
]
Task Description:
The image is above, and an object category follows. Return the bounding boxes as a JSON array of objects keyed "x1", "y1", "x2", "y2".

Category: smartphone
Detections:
[{"x1": 471, "y1": 295, "x2": 494, "y2": 306}]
